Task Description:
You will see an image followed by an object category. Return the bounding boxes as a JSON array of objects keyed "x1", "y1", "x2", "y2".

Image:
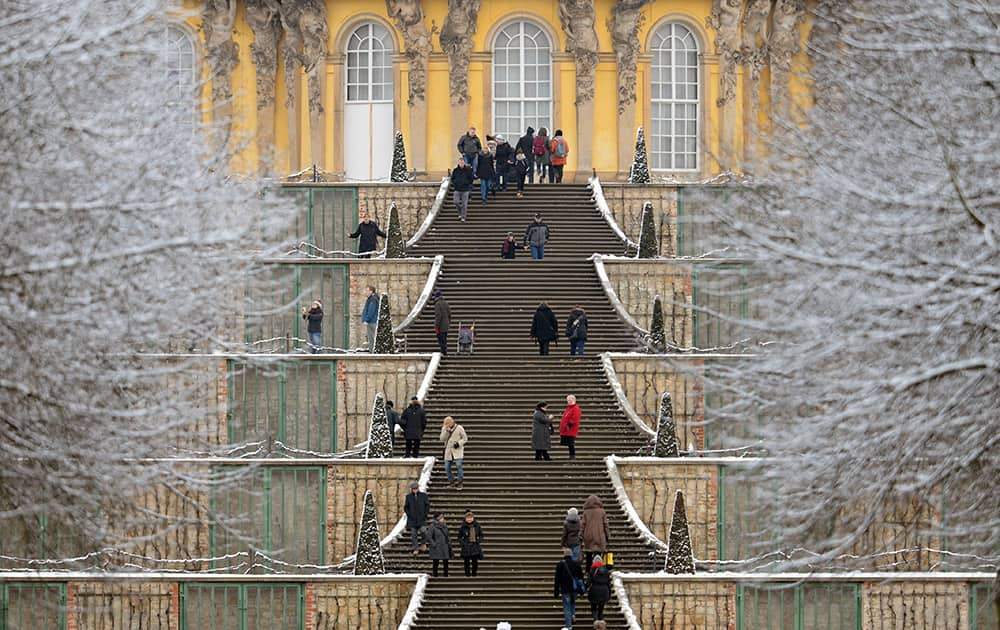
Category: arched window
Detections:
[
  {"x1": 344, "y1": 22, "x2": 394, "y2": 180},
  {"x1": 492, "y1": 21, "x2": 552, "y2": 142},
  {"x1": 650, "y1": 23, "x2": 700, "y2": 171},
  {"x1": 159, "y1": 24, "x2": 197, "y2": 111},
  {"x1": 346, "y1": 23, "x2": 393, "y2": 103}
]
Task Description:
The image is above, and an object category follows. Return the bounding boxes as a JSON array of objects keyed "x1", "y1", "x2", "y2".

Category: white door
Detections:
[{"x1": 344, "y1": 23, "x2": 394, "y2": 181}]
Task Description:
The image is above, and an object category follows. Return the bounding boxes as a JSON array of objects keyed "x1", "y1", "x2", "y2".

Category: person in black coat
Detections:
[
  {"x1": 516, "y1": 126, "x2": 535, "y2": 184},
  {"x1": 476, "y1": 150, "x2": 496, "y2": 203},
  {"x1": 565, "y1": 306, "x2": 589, "y2": 356},
  {"x1": 451, "y1": 158, "x2": 474, "y2": 221},
  {"x1": 587, "y1": 555, "x2": 612, "y2": 621},
  {"x1": 400, "y1": 396, "x2": 428, "y2": 457},
  {"x1": 403, "y1": 482, "x2": 430, "y2": 553},
  {"x1": 530, "y1": 302, "x2": 559, "y2": 355},
  {"x1": 348, "y1": 214, "x2": 387, "y2": 258},
  {"x1": 494, "y1": 135, "x2": 515, "y2": 191},
  {"x1": 553, "y1": 549, "x2": 584, "y2": 629},
  {"x1": 458, "y1": 510, "x2": 485, "y2": 577}
]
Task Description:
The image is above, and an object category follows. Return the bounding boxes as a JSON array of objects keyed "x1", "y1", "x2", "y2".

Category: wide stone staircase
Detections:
[{"x1": 382, "y1": 184, "x2": 663, "y2": 629}]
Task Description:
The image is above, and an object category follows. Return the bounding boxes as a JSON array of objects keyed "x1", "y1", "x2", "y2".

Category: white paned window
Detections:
[
  {"x1": 346, "y1": 23, "x2": 393, "y2": 103},
  {"x1": 158, "y1": 24, "x2": 197, "y2": 131},
  {"x1": 492, "y1": 21, "x2": 552, "y2": 142},
  {"x1": 650, "y1": 23, "x2": 700, "y2": 171}
]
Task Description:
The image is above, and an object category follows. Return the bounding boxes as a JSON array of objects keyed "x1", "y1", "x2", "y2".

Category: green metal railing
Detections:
[
  {"x1": 0, "y1": 583, "x2": 66, "y2": 630},
  {"x1": 180, "y1": 583, "x2": 302, "y2": 630},
  {"x1": 244, "y1": 264, "x2": 351, "y2": 352},
  {"x1": 0, "y1": 514, "x2": 92, "y2": 564},
  {"x1": 971, "y1": 582, "x2": 998, "y2": 629},
  {"x1": 227, "y1": 360, "x2": 338, "y2": 454},
  {"x1": 209, "y1": 467, "x2": 326, "y2": 569},
  {"x1": 692, "y1": 263, "x2": 751, "y2": 351},
  {"x1": 279, "y1": 187, "x2": 359, "y2": 255},
  {"x1": 737, "y1": 583, "x2": 860, "y2": 630}
]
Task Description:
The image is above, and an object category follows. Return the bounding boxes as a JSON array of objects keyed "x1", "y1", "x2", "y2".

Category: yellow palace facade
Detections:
[{"x1": 172, "y1": 0, "x2": 810, "y2": 181}]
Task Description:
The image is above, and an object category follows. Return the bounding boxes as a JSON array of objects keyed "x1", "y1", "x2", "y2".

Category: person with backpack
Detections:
[
  {"x1": 524, "y1": 212, "x2": 550, "y2": 260},
  {"x1": 533, "y1": 127, "x2": 550, "y2": 183},
  {"x1": 301, "y1": 299, "x2": 323, "y2": 353},
  {"x1": 561, "y1": 506, "x2": 582, "y2": 561},
  {"x1": 451, "y1": 157, "x2": 474, "y2": 222},
  {"x1": 549, "y1": 129, "x2": 569, "y2": 183},
  {"x1": 586, "y1": 555, "x2": 612, "y2": 621},
  {"x1": 516, "y1": 126, "x2": 535, "y2": 184},
  {"x1": 530, "y1": 302, "x2": 559, "y2": 355},
  {"x1": 553, "y1": 548, "x2": 585, "y2": 629},
  {"x1": 501, "y1": 232, "x2": 519, "y2": 259},
  {"x1": 565, "y1": 305, "x2": 589, "y2": 356}
]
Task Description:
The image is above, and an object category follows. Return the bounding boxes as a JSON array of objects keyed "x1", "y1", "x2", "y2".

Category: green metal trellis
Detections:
[
  {"x1": 181, "y1": 583, "x2": 302, "y2": 630},
  {"x1": 736, "y1": 583, "x2": 860, "y2": 630},
  {"x1": 0, "y1": 583, "x2": 66, "y2": 630}
]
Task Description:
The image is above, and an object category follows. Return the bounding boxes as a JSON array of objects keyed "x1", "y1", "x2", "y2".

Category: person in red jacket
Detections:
[{"x1": 559, "y1": 394, "x2": 581, "y2": 460}]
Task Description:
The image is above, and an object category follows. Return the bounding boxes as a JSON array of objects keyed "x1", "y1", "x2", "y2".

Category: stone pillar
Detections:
[
  {"x1": 301, "y1": 0, "x2": 329, "y2": 170},
  {"x1": 707, "y1": 0, "x2": 743, "y2": 171},
  {"x1": 440, "y1": 0, "x2": 482, "y2": 154},
  {"x1": 386, "y1": 0, "x2": 434, "y2": 174},
  {"x1": 769, "y1": 0, "x2": 807, "y2": 124},
  {"x1": 558, "y1": 0, "x2": 600, "y2": 181},
  {"x1": 246, "y1": 0, "x2": 281, "y2": 173},
  {"x1": 279, "y1": 3, "x2": 305, "y2": 173},
  {"x1": 201, "y1": 0, "x2": 239, "y2": 155},
  {"x1": 610, "y1": 0, "x2": 654, "y2": 179},
  {"x1": 740, "y1": 0, "x2": 770, "y2": 163}
]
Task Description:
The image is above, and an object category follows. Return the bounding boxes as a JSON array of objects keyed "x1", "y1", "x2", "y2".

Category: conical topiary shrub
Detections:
[
  {"x1": 353, "y1": 490, "x2": 385, "y2": 575},
  {"x1": 636, "y1": 202, "x2": 659, "y2": 258},
  {"x1": 390, "y1": 130, "x2": 409, "y2": 182},
  {"x1": 385, "y1": 203, "x2": 406, "y2": 258},
  {"x1": 373, "y1": 293, "x2": 396, "y2": 354},
  {"x1": 628, "y1": 126, "x2": 650, "y2": 184},
  {"x1": 664, "y1": 489, "x2": 695, "y2": 574},
  {"x1": 653, "y1": 392, "x2": 680, "y2": 457},
  {"x1": 648, "y1": 295, "x2": 666, "y2": 352},
  {"x1": 364, "y1": 393, "x2": 393, "y2": 458}
]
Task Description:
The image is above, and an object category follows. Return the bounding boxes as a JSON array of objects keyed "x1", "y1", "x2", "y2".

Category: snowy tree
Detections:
[
  {"x1": 373, "y1": 293, "x2": 396, "y2": 353},
  {"x1": 384, "y1": 203, "x2": 406, "y2": 259},
  {"x1": 364, "y1": 393, "x2": 393, "y2": 458},
  {"x1": 636, "y1": 202, "x2": 659, "y2": 258},
  {"x1": 653, "y1": 392, "x2": 679, "y2": 457},
  {"x1": 698, "y1": 1, "x2": 1000, "y2": 573},
  {"x1": 664, "y1": 490, "x2": 695, "y2": 574},
  {"x1": 390, "y1": 130, "x2": 409, "y2": 182},
  {"x1": 628, "y1": 127, "x2": 650, "y2": 184},
  {"x1": 646, "y1": 295, "x2": 666, "y2": 353},
  {"x1": 0, "y1": 0, "x2": 290, "y2": 559},
  {"x1": 353, "y1": 490, "x2": 385, "y2": 575}
]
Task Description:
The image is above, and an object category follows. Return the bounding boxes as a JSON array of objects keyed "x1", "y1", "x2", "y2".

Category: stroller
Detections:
[{"x1": 457, "y1": 322, "x2": 475, "y2": 354}]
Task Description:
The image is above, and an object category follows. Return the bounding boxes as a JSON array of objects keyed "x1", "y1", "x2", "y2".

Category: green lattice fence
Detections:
[
  {"x1": 181, "y1": 583, "x2": 302, "y2": 630},
  {"x1": 209, "y1": 467, "x2": 326, "y2": 569},
  {"x1": 692, "y1": 263, "x2": 752, "y2": 351},
  {"x1": 971, "y1": 582, "x2": 998, "y2": 630},
  {"x1": 279, "y1": 187, "x2": 359, "y2": 256},
  {"x1": 737, "y1": 583, "x2": 860, "y2": 630},
  {"x1": 0, "y1": 583, "x2": 65, "y2": 630},
  {"x1": 227, "y1": 360, "x2": 338, "y2": 454},
  {"x1": 0, "y1": 513, "x2": 92, "y2": 567}
]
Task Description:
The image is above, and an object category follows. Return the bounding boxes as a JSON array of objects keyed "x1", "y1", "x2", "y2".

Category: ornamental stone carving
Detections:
[
  {"x1": 299, "y1": 0, "x2": 329, "y2": 117},
  {"x1": 741, "y1": 0, "x2": 771, "y2": 82},
  {"x1": 386, "y1": 0, "x2": 434, "y2": 106},
  {"x1": 439, "y1": 0, "x2": 481, "y2": 106},
  {"x1": 201, "y1": 0, "x2": 239, "y2": 104},
  {"x1": 609, "y1": 0, "x2": 654, "y2": 115},
  {"x1": 707, "y1": 0, "x2": 742, "y2": 107},
  {"x1": 769, "y1": 0, "x2": 807, "y2": 116},
  {"x1": 246, "y1": 0, "x2": 281, "y2": 111},
  {"x1": 278, "y1": 2, "x2": 305, "y2": 110},
  {"x1": 558, "y1": 0, "x2": 600, "y2": 105}
]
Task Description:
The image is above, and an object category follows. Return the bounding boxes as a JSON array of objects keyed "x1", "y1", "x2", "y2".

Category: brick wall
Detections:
[
  {"x1": 336, "y1": 357, "x2": 432, "y2": 451},
  {"x1": 346, "y1": 259, "x2": 436, "y2": 349},
  {"x1": 624, "y1": 580, "x2": 735, "y2": 629},
  {"x1": 71, "y1": 582, "x2": 175, "y2": 630},
  {"x1": 312, "y1": 579, "x2": 417, "y2": 629},
  {"x1": 356, "y1": 184, "x2": 440, "y2": 242},
  {"x1": 600, "y1": 183, "x2": 679, "y2": 255},
  {"x1": 602, "y1": 260, "x2": 694, "y2": 348},
  {"x1": 862, "y1": 581, "x2": 968, "y2": 629}
]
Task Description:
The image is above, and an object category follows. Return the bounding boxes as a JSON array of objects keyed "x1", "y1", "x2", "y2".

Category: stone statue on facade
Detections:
[
  {"x1": 558, "y1": 0, "x2": 600, "y2": 105},
  {"x1": 609, "y1": 0, "x2": 654, "y2": 114},
  {"x1": 246, "y1": 0, "x2": 281, "y2": 112},
  {"x1": 201, "y1": 0, "x2": 239, "y2": 105},
  {"x1": 741, "y1": 0, "x2": 771, "y2": 83},
  {"x1": 299, "y1": 0, "x2": 329, "y2": 119},
  {"x1": 707, "y1": 0, "x2": 742, "y2": 107},
  {"x1": 769, "y1": 0, "x2": 806, "y2": 118},
  {"x1": 278, "y1": 2, "x2": 305, "y2": 112},
  {"x1": 386, "y1": 0, "x2": 434, "y2": 106},
  {"x1": 439, "y1": 0, "x2": 482, "y2": 106}
]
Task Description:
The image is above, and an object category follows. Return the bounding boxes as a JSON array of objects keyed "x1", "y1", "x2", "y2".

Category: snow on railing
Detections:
[
  {"x1": 591, "y1": 255, "x2": 648, "y2": 335},
  {"x1": 605, "y1": 455, "x2": 669, "y2": 553},
  {"x1": 601, "y1": 353, "x2": 656, "y2": 437},
  {"x1": 611, "y1": 573, "x2": 644, "y2": 630},
  {"x1": 611, "y1": 570, "x2": 998, "y2": 582},
  {"x1": 406, "y1": 177, "x2": 450, "y2": 248},
  {"x1": 588, "y1": 176, "x2": 638, "y2": 250},
  {"x1": 416, "y1": 352, "x2": 441, "y2": 401},
  {"x1": 334, "y1": 456, "x2": 436, "y2": 569},
  {"x1": 397, "y1": 573, "x2": 430, "y2": 630},
  {"x1": 394, "y1": 255, "x2": 443, "y2": 333}
]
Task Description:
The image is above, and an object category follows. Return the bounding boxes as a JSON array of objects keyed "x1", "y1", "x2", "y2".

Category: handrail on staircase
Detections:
[
  {"x1": 591, "y1": 255, "x2": 648, "y2": 335},
  {"x1": 397, "y1": 574, "x2": 430, "y2": 630},
  {"x1": 393, "y1": 255, "x2": 444, "y2": 333},
  {"x1": 601, "y1": 352, "x2": 656, "y2": 437},
  {"x1": 406, "y1": 176, "x2": 450, "y2": 248},
  {"x1": 588, "y1": 176, "x2": 639, "y2": 250}
]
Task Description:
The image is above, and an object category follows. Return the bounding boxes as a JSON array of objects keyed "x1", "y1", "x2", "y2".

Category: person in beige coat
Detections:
[
  {"x1": 580, "y1": 494, "x2": 610, "y2": 573},
  {"x1": 440, "y1": 416, "x2": 468, "y2": 490}
]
